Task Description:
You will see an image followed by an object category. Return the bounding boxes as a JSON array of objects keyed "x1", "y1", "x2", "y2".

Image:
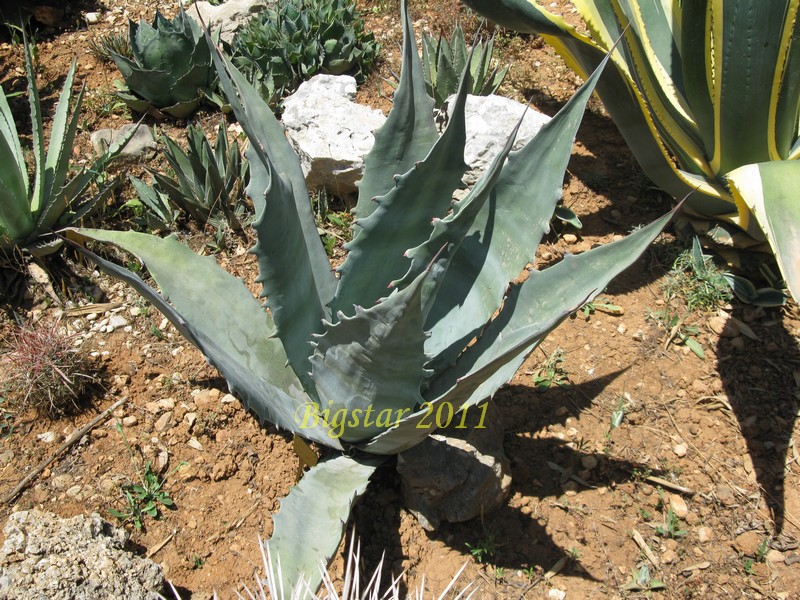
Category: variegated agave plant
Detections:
[
  {"x1": 68, "y1": 0, "x2": 673, "y2": 594},
  {"x1": 462, "y1": 0, "x2": 800, "y2": 303}
]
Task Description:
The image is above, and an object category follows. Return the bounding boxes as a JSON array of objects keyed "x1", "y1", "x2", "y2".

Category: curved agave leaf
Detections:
[
  {"x1": 67, "y1": 229, "x2": 340, "y2": 448},
  {"x1": 265, "y1": 454, "x2": 386, "y2": 596},
  {"x1": 331, "y1": 52, "x2": 470, "y2": 314},
  {"x1": 210, "y1": 33, "x2": 336, "y2": 383},
  {"x1": 310, "y1": 268, "x2": 431, "y2": 442},
  {"x1": 361, "y1": 206, "x2": 677, "y2": 455},
  {"x1": 728, "y1": 161, "x2": 800, "y2": 301}
]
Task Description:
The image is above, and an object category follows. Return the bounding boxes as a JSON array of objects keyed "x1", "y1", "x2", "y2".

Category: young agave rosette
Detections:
[
  {"x1": 111, "y1": 8, "x2": 214, "y2": 119},
  {"x1": 68, "y1": 0, "x2": 676, "y2": 593}
]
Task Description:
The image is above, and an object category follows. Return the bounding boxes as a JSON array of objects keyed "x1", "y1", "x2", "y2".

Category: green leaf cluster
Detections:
[
  {"x1": 68, "y1": 0, "x2": 675, "y2": 593},
  {"x1": 111, "y1": 8, "x2": 215, "y2": 118},
  {"x1": 0, "y1": 36, "x2": 123, "y2": 259},
  {"x1": 421, "y1": 22, "x2": 508, "y2": 109},
  {"x1": 228, "y1": 0, "x2": 379, "y2": 109},
  {"x1": 131, "y1": 121, "x2": 250, "y2": 237}
]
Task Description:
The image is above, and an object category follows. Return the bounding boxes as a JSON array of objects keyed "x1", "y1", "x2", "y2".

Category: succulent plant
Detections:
[
  {"x1": 463, "y1": 0, "x2": 800, "y2": 303},
  {"x1": 229, "y1": 0, "x2": 379, "y2": 108},
  {"x1": 111, "y1": 8, "x2": 215, "y2": 119},
  {"x1": 0, "y1": 35, "x2": 124, "y2": 259},
  {"x1": 135, "y1": 121, "x2": 250, "y2": 237},
  {"x1": 68, "y1": 0, "x2": 674, "y2": 593},
  {"x1": 422, "y1": 22, "x2": 508, "y2": 109}
]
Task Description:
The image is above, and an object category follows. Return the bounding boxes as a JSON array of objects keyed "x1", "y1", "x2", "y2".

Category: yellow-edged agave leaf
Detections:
[
  {"x1": 463, "y1": 0, "x2": 800, "y2": 298},
  {"x1": 728, "y1": 162, "x2": 800, "y2": 301}
]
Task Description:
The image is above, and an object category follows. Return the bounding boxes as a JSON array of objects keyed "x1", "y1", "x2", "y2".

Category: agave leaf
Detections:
[
  {"x1": 422, "y1": 51, "x2": 611, "y2": 370},
  {"x1": 210, "y1": 36, "x2": 337, "y2": 314},
  {"x1": 352, "y1": 0, "x2": 438, "y2": 222},
  {"x1": 331, "y1": 50, "x2": 470, "y2": 314},
  {"x1": 266, "y1": 453, "x2": 385, "y2": 596},
  {"x1": 362, "y1": 206, "x2": 676, "y2": 455},
  {"x1": 728, "y1": 161, "x2": 800, "y2": 302},
  {"x1": 310, "y1": 268, "x2": 431, "y2": 442},
  {"x1": 0, "y1": 135, "x2": 33, "y2": 242},
  {"x1": 67, "y1": 229, "x2": 340, "y2": 448},
  {"x1": 25, "y1": 33, "x2": 45, "y2": 217}
]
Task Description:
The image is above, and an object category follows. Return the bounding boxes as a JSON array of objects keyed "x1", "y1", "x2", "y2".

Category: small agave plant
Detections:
[
  {"x1": 111, "y1": 8, "x2": 218, "y2": 119},
  {"x1": 0, "y1": 37, "x2": 124, "y2": 258},
  {"x1": 69, "y1": 0, "x2": 674, "y2": 593}
]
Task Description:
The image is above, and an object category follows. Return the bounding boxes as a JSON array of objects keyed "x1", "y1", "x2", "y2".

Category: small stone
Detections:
[
  {"x1": 715, "y1": 484, "x2": 737, "y2": 506},
  {"x1": 697, "y1": 526, "x2": 714, "y2": 544},
  {"x1": 185, "y1": 413, "x2": 198, "y2": 428},
  {"x1": 766, "y1": 549, "x2": 785, "y2": 564},
  {"x1": 616, "y1": 323, "x2": 627, "y2": 334},
  {"x1": 731, "y1": 336, "x2": 746, "y2": 350},
  {"x1": 562, "y1": 233, "x2": 578, "y2": 244},
  {"x1": 194, "y1": 388, "x2": 221, "y2": 405},
  {"x1": 122, "y1": 416, "x2": 138, "y2": 427},
  {"x1": 129, "y1": 306, "x2": 142, "y2": 317},
  {"x1": 733, "y1": 531, "x2": 763, "y2": 556},
  {"x1": 113, "y1": 374, "x2": 130, "y2": 387},
  {"x1": 670, "y1": 494, "x2": 689, "y2": 518},
  {"x1": 37, "y1": 432, "x2": 61, "y2": 444},
  {"x1": 0, "y1": 450, "x2": 14, "y2": 465},
  {"x1": 673, "y1": 443, "x2": 688, "y2": 457},
  {"x1": 547, "y1": 589, "x2": 566, "y2": 600},
  {"x1": 707, "y1": 315, "x2": 730, "y2": 336},
  {"x1": 157, "y1": 398, "x2": 176, "y2": 411},
  {"x1": 154, "y1": 411, "x2": 174, "y2": 433},
  {"x1": 661, "y1": 549, "x2": 678, "y2": 564},
  {"x1": 220, "y1": 394, "x2": 237, "y2": 404},
  {"x1": 66, "y1": 485, "x2": 83, "y2": 498},
  {"x1": 85, "y1": 12, "x2": 100, "y2": 24},
  {"x1": 580, "y1": 455, "x2": 598, "y2": 470},
  {"x1": 51, "y1": 474, "x2": 75, "y2": 491}
]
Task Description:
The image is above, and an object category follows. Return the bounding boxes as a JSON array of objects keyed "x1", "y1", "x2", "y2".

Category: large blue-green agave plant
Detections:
[{"x1": 68, "y1": 0, "x2": 674, "y2": 593}]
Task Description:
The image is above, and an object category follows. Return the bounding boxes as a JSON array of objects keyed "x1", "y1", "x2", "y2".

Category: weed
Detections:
[
  {"x1": 1, "y1": 321, "x2": 96, "y2": 417},
  {"x1": 567, "y1": 547, "x2": 582, "y2": 561},
  {"x1": 533, "y1": 347, "x2": 569, "y2": 389},
  {"x1": 150, "y1": 324, "x2": 165, "y2": 340},
  {"x1": 639, "y1": 507, "x2": 653, "y2": 521},
  {"x1": 579, "y1": 296, "x2": 623, "y2": 320},
  {"x1": 743, "y1": 557, "x2": 755, "y2": 575},
  {"x1": 756, "y1": 538, "x2": 770, "y2": 562},
  {"x1": 609, "y1": 396, "x2": 627, "y2": 431},
  {"x1": 622, "y1": 564, "x2": 666, "y2": 592},
  {"x1": 655, "y1": 508, "x2": 687, "y2": 539},
  {"x1": 646, "y1": 306, "x2": 705, "y2": 359},
  {"x1": 192, "y1": 555, "x2": 204, "y2": 570},
  {"x1": 88, "y1": 31, "x2": 132, "y2": 63},
  {"x1": 109, "y1": 422, "x2": 184, "y2": 531},
  {"x1": 664, "y1": 237, "x2": 732, "y2": 313},
  {"x1": 494, "y1": 566, "x2": 506, "y2": 581},
  {"x1": 466, "y1": 525, "x2": 500, "y2": 564}
]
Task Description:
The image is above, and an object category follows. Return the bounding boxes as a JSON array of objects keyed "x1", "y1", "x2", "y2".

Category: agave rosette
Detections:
[{"x1": 68, "y1": 0, "x2": 675, "y2": 593}]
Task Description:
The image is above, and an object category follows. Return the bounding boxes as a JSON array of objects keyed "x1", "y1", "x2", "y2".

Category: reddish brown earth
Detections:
[{"x1": 0, "y1": 1, "x2": 799, "y2": 598}]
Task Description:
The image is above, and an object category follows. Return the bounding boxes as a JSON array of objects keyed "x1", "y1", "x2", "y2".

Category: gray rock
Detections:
[
  {"x1": 282, "y1": 75, "x2": 386, "y2": 199},
  {"x1": 397, "y1": 402, "x2": 512, "y2": 531},
  {"x1": 187, "y1": 0, "x2": 273, "y2": 44},
  {"x1": 90, "y1": 124, "x2": 156, "y2": 161},
  {"x1": 0, "y1": 510, "x2": 164, "y2": 599},
  {"x1": 447, "y1": 94, "x2": 552, "y2": 185}
]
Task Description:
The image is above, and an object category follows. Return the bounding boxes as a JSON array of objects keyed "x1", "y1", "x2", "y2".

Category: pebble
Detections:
[
  {"x1": 562, "y1": 233, "x2": 578, "y2": 244},
  {"x1": 547, "y1": 590, "x2": 566, "y2": 600},
  {"x1": 157, "y1": 398, "x2": 176, "y2": 411},
  {"x1": 733, "y1": 530, "x2": 762, "y2": 556},
  {"x1": 673, "y1": 443, "x2": 688, "y2": 457},
  {"x1": 122, "y1": 416, "x2": 138, "y2": 427},
  {"x1": 85, "y1": 12, "x2": 100, "y2": 24},
  {"x1": 37, "y1": 432, "x2": 61, "y2": 444},
  {"x1": 220, "y1": 394, "x2": 237, "y2": 404},
  {"x1": 0, "y1": 450, "x2": 14, "y2": 465},
  {"x1": 766, "y1": 549, "x2": 785, "y2": 564},
  {"x1": 580, "y1": 455, "x2": 598, "y2": 470},
  {"x1": 661, "y1": 549, "x2": 678, "y2": 564},
  {"x1": 51, "y1": 474, "x2": 75, "y2": 490},
  {"x1": 669, "y1": 494, "x2": 689, "y2": 518},
  {"x1": 66, "y1": 485, "x2": 83, "y2": 498},
  {"x1": 129, "y1": 306, "x2": 142, "y2": 317},
  {"x1": 154, "y1": 412, "x2": 174, "y2": 433}
]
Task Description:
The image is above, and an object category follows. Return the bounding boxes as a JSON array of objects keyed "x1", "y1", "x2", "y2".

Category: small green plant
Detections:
[
  {"x1": 655, "y1": 508, "x2": 688, "y2": 539},
  {"x1": 609, "y1": 396, "x2": 626, "y2": 430},
  {"x1": 756, "y1": 538, "x2": 770, "y2": 562},
  {"x1": 533, "y1": 347, "x2": 569, "y2": 389},
  {"x1": 229, "y1": 0, "x2": 379, "y2": 109},
  {"x1": 622, "y1": 564, "x2": 666, "y2": 592},
  {"x1": 191, "y1": 554, "x2": 204, "y2": 570},
  {"x1": 743, "y1": 557, "x2": 755, "y2": 575},
  {"x1": 0, "y1": 35, "x2": 124, "y2": 261},
  {"x1": 466, "y1": 528, "x2": 499, "y2": 564},
  {"x1": 1, "y1": 321, "x2": 95, "y2": 416},
  {"x1": 109, "y1": 423, "x2": 183, "y2": 531},
  {"x1": 664, "y1": 237, "x2": 733, "y2": 312},
  {"x1": 639, "y1": 507, "x2": 652, "y2": 521},
  {"x1": 646, "y1": 306, "x2": 705, "y2": 359},
  {"x1": 420, "y1": 22, "x2": 508, "y2": 109},
  {"x1": 88, "y1": 31, "x2": 132, "y2": 64},
  {"x1": 313, "y1": 190, "x2": 353, "y2": 257},
  {"x1": 567, "y1": 546, "x2": 582, "y2": 561},
  {"x1": 579, "y1": 296, "x2": 622, "y2": 319},
  {"x1": 133, "y1": 121, "x2": 250, "y2": 240},
  {"x1": 110, "y1": 8, "x2": 220, "y2": 118}
]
